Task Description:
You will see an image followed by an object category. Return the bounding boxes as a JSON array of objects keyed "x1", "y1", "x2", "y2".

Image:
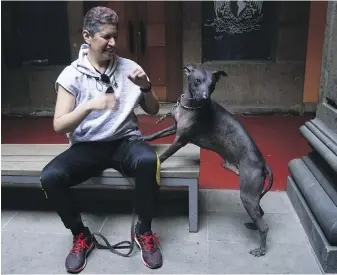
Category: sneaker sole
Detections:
[
  {"x1": 134, "y1": 236, "x2": 162, "y2": 269},
  {"x1": 66, "y1": 242, "x2": 95, "y2": 274}
]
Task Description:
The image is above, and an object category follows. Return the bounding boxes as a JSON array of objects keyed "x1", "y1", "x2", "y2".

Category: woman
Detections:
[{"x1": 40, "y1": 6, "x2": 162, "y2": 273}]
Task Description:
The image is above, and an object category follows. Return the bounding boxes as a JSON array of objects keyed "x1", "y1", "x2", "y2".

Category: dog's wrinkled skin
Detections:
[{"x1": 141, "y1": 65, "x2": 274, "y2": 257}]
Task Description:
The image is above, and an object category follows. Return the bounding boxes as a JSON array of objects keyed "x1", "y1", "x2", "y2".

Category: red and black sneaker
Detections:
[
  {"x1": 134, "y1": 226, "x2": 163, "y2": 269},
  {"x1": 65, "y1": 229, "x2": 96, "y2": 274}
]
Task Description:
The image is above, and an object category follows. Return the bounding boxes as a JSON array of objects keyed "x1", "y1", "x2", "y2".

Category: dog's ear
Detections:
[
  {"x1": 213, "y1": 70, "x2": 228, "y2": 82},
  {"x1": 183, "y1": 66, "x2": 194, "y2": 76}
]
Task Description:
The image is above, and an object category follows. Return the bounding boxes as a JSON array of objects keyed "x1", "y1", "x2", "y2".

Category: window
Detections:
[{"x1": 3, "y1": 1, "x2": 71, "y2": 68}]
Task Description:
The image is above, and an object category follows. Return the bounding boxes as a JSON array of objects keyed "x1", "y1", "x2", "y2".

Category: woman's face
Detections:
[{"x1": 83, "y1": 24, "x2": 118, "y2": 61}]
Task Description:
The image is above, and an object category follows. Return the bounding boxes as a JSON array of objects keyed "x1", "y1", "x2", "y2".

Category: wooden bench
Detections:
[{"x1": 1, "y1": 143, "x2": 200, "y2": 232}]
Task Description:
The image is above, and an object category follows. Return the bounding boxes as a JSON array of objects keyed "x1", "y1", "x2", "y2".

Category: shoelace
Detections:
[
  {"x1": 137, "y1": 233, "x2": 160, "y2": 252},
  {"x1": 71, "y1": 233, "x2": 89, "y2": 253}
]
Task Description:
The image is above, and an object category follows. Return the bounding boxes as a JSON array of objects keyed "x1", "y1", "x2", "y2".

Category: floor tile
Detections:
[
  {"x1": 1, "y1": 211, "x2": 17, "y2": 229},
  {"x1": 100, "y1": 214, "x2": 207, "y2": 242},
  {"x1": 2, "y1": 210, "x2": 107, "y2": 234},
  {"x1": 1, "y1": 231, "x2": 71, "y2": 274},
  {"x1": 207, "y1": 211, "x2": 307, "y2": 245},
  {"x1": 205, "y1": 190, "x2": 292, "y2": 214},
  {"x1": 207, "y1": 240, "x2": 321, "y2": 274}
]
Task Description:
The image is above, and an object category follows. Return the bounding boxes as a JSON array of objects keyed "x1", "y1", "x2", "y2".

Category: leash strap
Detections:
[
  {"x1": 89, "y1": 138, "x2": 141, "y2": 257},
  {"x1": 155, "y1": 101, "x2": 180, "y2": 124},
  {"x1": 91, "y1": 209, "x2": 136, "y2": 257},
  {"x1": 88, "y1": 136, "x2": 159, "y2": 258},
  {"x1": 155, "y1": 94, "x2": 207, "y2": 124}
]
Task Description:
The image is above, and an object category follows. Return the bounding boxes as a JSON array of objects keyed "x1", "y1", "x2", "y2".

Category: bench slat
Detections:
[
  {"x1": 1, "y1": 160, "x2": 199, "y2": 178},
  {"x1": 1, "y1": 144, "x2": 200, "y2": 158},
  {"x1": 1, "y1": 143, "x2": 200, "y2": 179},
  {"x1": 2, "y1": 155, "x2": 199, "y2": 163},
  {"x1": 2, "y1": 143, "x2": 200, "y2": 178}
]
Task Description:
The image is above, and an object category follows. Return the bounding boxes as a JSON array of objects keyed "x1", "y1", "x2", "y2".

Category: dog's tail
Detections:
[{"x1": 260, "y1": 164, "x2": 273, "y2": 199}]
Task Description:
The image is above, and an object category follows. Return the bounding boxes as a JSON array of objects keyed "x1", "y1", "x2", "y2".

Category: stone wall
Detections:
[
  {"x1": 2, "y1": 1, "x2": 312, "y2": 116},
  {"x1": 182, "y1": 1, "x2": 312, "y2": 114},
  {"x1": 2, "y1": 2, "x2": 84, "y2": 116}
]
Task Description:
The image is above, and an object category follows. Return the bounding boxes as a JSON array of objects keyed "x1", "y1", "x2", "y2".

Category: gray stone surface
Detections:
[
  {"x1": 181, "y1": 1, "x2": 308, "y2": 112},
  {"x1": 316, "y1": 1, "x2": 337, "y2": 132},
  {"x1": 2, "y1": 211, "x2": 107, "y2": 235},
  {"x1": 287, "y1": 2, "x2": 337, "y2": 272},
  {"x1": 100, "y1": 214, "x2": 207, "y2": 243},
  {"x1": 1, "y1": 211, "x2": 17, "y2": 229},
  {"x1": 1, "y1": 190, "x2": 322, "y2": 274},
  {"x1": 1, "y1": 231, "x2": 71, "y2": 274},
  {"x1": 287, "y1": 177, "x2": 337, "y2": 273},
  {"x1": 207, "y1": 211, "x2": 307, "y2": 246},
  {"x1": 289, "y1": 158, "x2": 337, "y2": 244},
  {"x1": 207, "y1": 241, "x2": 320, "y2": 274},
  {"x1": 201, "y1": 189, "x2": 292, "y2": 214},
  {"x1": 2, "y1": 2, "x2": 311, "y2": 116},
  {"x1": 316, "y1": 102, "x2": 337, "y2": 134}
]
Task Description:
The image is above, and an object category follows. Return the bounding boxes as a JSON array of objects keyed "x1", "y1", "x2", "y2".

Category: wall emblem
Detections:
[{"x1": 205, "y1": 1, "x2": 264, "y2": 35}]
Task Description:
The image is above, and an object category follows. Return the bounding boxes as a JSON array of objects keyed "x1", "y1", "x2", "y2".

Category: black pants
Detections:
[{"x1": 40, "y1": 137, "x2": 160, "y2": 234}]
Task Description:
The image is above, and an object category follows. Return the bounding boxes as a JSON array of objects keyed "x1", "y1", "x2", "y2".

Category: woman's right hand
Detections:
[
  {"x1": 53, "y1": 86, "x2": 117, "y2": 135},
  {"x1": 87, "y1": 94, "x2": 116, "y2": 111}
]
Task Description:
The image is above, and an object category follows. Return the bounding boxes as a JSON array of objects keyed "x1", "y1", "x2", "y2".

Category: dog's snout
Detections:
[{"x1": 202, "y1": 92, "x2": 208, "y2": 99}]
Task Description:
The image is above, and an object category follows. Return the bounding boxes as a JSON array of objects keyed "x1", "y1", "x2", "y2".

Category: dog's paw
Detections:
[
  {"x1": 244, "y1": 222, "x2": 258, "y2": 230},
  {"x1": 249, "y1": 248, "x2": 266, "y2": 257}
]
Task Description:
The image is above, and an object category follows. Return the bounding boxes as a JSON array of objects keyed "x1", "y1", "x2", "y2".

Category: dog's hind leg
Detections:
[
  {"x1": 221, "y1": 161, "x2": 239, "y2": 175},
  {"x1": 245, "y1": 204, "x2": 265, "y2": 230},
  {"x1": 142, "y1": 125, "x2": 176, "y2": 141},
  {"x1": 239, "y1": 164, "x2": 268, "y2": 257}
]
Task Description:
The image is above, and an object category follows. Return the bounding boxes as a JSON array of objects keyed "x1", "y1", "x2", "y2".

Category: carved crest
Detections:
[{"x1": 205, "y1": 1, "x2": 264, "y2": 35}]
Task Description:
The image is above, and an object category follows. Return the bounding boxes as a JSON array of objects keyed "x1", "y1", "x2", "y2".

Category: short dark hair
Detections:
[{"x1": 83, "y1": 6, "x2": 118, "y2": 36}]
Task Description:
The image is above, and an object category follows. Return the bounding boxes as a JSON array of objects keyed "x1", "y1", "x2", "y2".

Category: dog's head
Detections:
[{"x1": 183, "y1": 65, "x2": 227, "y2": 100}]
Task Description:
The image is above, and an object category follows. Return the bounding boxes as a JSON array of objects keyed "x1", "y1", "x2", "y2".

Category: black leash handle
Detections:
[
  {"x1": 92, "y1": 232, "x2": 134, "y2": 257},
  {"x1": 91, "y1": 210, "x2": 136, "y2": 257},
  {"x1": 89, "y1": 139, "x2": 152, "y2": 258}
]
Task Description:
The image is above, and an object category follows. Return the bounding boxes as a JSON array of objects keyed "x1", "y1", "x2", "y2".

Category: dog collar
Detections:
[
  {"x1": 179, "y1": 94, "x2": 210, "y2": 110},
  {"x1": 155, "y1": 94, "x2": 210, "y2": 124}
]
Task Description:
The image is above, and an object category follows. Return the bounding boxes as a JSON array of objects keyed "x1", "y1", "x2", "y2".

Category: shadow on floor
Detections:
[{"x1": 1, "y1": 185, "x2": 191, "y2": 217}]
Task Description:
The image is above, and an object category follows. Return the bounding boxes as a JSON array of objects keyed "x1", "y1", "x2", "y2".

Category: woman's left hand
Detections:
[{"x1": 128, "y1": 68, "x2": 151, "y2": 89}]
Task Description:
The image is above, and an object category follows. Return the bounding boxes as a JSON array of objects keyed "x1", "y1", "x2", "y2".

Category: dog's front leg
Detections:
[
  {"x1": 142, "y1": 125, "x2": 176, "y2": 141},
  {"x1": 160, "y1": 137, "x2": 188, "y2": 163}
]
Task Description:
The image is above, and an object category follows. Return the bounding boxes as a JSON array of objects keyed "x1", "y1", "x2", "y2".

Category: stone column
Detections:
[{"x1": 287, "y1": 2, "x2": 337, "y2": 273}]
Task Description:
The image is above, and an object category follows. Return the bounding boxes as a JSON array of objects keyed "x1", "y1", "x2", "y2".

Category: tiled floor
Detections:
[{"x1": 1, "y1": 190, "x2": 322, "y2": 274}]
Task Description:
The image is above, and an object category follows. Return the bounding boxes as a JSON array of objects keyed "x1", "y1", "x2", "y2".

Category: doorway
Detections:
[{"x1": 83, "y1": 1, "x2": 183, "y2": 102}]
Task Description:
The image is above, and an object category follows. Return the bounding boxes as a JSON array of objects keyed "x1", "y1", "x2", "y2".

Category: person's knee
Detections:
[
  {"x1": 40, "y1": 166, "x2": 69, "y2": 191},
  {"x1": 136, "y1": 148, "x2": 161, "y2": 186},
  {"x1": 137, "y1": 149, "x2": 158, "y2": 169}
]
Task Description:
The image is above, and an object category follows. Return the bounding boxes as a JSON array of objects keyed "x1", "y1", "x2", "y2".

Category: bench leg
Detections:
[{"x1": 188, "y1": 181, "x2": 198, "y2": 233}]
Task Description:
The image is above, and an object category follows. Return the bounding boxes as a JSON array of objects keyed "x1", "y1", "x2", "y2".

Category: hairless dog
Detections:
[{"x1": 141, "y1": 65, "x2": 273, "y2": 257}]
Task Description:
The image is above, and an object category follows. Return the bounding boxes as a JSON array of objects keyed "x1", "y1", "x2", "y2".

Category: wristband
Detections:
[{"x1": 140, "y1": 82, "x2": 152, "y2": 93}]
